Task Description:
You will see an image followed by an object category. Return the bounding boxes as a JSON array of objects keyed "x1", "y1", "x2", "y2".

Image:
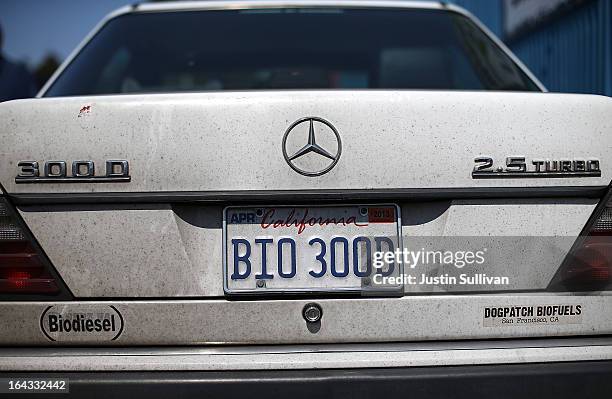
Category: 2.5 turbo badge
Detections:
[
  {"x1": 15, "y1": 159, "x2": 130, "y2": 183},
  {"x1": 472, "y1": 156, "x2": 601, "y2": 179}
]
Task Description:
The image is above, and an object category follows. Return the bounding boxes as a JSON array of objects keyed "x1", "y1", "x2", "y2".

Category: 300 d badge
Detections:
[{"x1": 15, "y1": 159, "x2": 130, "y2": 183}]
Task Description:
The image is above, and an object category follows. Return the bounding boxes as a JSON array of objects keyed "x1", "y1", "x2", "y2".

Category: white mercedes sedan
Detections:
[{"x1": 0, "y1": 1, "x2": 611, "y2": 397}]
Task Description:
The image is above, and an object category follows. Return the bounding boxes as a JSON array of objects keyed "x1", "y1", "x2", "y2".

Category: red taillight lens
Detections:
[
  {"x1": 0, "y1": 198, "x2": 62, "y2": 295},
  {"x1": 549, "y1": 191, "x2": 612, "y2": 292}
]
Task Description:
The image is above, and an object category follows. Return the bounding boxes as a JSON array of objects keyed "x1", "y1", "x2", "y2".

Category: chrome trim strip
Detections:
[{"x1": 8, "y1": 187, "x2": 608, "y2": 205}]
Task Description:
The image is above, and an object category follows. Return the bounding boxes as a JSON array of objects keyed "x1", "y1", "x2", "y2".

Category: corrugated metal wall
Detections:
[{"x1": 448, "y1": 0, "x2": 612, "y2": 96}]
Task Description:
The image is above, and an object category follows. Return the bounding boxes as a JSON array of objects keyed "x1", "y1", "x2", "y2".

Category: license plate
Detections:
[{"x1": 223, "y1": 205, "x2": 402, "y2": 294}]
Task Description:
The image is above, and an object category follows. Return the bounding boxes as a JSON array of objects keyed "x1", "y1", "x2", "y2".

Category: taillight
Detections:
[
  {"x1": 548, "y1": 188, "x2": 612, "y2": 292},
  {"x1": 0, "y1": 197, "x2": 69, "y2": 297}
]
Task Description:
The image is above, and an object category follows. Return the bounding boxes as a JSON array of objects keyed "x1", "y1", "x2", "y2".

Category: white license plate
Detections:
[{"x1": 223, "y1": 205, "x2": 402, "y2": 294}]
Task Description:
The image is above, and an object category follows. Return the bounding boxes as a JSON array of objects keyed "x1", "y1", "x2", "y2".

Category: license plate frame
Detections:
[{"x1": 222, "y1": 204, "x2": 403, "y2": 295}]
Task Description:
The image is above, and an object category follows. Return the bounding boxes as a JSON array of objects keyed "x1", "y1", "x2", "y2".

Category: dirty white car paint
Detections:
[{"x1": 0, "y1": 0, "x2": 611, "y2": 380}]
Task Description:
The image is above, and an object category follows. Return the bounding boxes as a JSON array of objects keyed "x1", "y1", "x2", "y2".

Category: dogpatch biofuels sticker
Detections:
[
  {"x1": 40, "y1": 305, "x2": 124, "y2": 342},
  {"x1": 483, "y1": 304, "x2": 582, "y2": 327}
]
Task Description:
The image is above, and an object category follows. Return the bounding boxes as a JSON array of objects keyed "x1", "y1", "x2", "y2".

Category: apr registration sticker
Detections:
[{"x1": 483, "y1": 304, "x2": 582, "y2": 327}]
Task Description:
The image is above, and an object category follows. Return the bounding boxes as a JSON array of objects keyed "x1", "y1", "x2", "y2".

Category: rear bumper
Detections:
[
  {"x1": 2, "y1": 361, "x2": 612, "y2": 398},
  {"x1": 1, "y1": 339, "x2": 612, "y2": 397},
  {"x1": 2, "y1": 338, "x2": 612, "y2": 371},
  {"x1": 4, "y1": 297, "x2": 612, "y2": 345}
]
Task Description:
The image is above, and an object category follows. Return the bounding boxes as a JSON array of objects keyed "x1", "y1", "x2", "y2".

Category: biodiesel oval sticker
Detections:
[{"x1": 40, "y1": 305, "x2": 124, "y2": 342}]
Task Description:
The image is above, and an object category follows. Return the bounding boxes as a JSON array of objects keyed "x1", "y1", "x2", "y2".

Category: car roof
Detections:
[{"x1": 132, "y1": 1, "x2": 454, "y2": 13}]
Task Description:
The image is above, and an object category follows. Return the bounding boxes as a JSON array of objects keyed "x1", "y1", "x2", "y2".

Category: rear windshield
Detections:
[{"x1": 44, "y1": 7, "x2": 540, "y2": 96}]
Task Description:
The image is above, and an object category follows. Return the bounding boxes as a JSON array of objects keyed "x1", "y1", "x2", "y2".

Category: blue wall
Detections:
[{"x1": 448, "y1": 0, "x2": 612, "y2": 97}]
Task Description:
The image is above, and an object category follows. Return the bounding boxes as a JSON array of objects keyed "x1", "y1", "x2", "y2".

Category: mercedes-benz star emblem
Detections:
[{"x1": 282, "y1": 117, "x2": 342, "y2": 177}]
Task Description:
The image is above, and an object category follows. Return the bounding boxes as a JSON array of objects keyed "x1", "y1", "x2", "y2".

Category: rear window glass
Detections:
[{"x1": 44, "y1": 7, "x2": 540, "y2": 96}]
